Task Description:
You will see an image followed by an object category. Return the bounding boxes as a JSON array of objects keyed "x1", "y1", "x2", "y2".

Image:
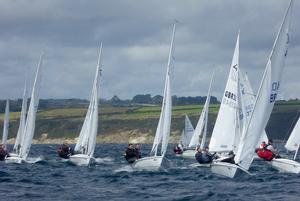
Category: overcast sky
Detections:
[{"x1": 0, "y1": 0, "x2": 299, "y2": 101}]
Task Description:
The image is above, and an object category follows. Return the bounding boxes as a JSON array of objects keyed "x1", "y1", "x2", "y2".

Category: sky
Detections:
[{"x1": 0, "y1": 0, "x2": 299, "y2": 101}]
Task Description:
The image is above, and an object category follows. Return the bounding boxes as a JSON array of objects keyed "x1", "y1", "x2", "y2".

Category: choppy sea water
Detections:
[{"x1": 0, "y1": 143, "x2": 300, "y2": 201}]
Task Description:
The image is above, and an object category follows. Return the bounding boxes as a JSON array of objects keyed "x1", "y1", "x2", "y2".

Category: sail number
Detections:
[
  {"x1": 225, "y1": 91, "x2": 236, "y2": 101},
  {"x1": 270, "y1": 82, "x2": 280, "y2": 103}
]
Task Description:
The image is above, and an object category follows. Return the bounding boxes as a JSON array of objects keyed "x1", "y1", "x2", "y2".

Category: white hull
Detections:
[
  {"x1": 181, "y1": 150, "x2": 196, "y2": 159},
  {"x1": 5, "y1": 156, "x2": 23, "y2": 164},
  {"x1": 270, "y1": 158, "x2": 300, "y2": 174},
  {"x1": 189, "y1": 163, "x2": 211, "y2": 168},
  {"x1": 211, "y1": 161, "x2": 238, "y2": 178},
  {"x1": 69, "y1": 154, "x2": 91, "y2": 166},
  {"x1": 133, "y1": 156, "x2": 163, "y2": 171}
]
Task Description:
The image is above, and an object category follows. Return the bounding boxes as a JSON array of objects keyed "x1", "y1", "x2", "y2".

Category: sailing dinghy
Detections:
[
  {"x1": 270, "y1": 116, "x2": 300, "y2": 173},
  {"x1": 133, "y1": 24, "x2": 176, "y2": 171},
  {"x1": 212, "y1": 0, "x2": 294, "y2": 178},
  {"x1": 1, "y1": 100, "x2": 9, "y2": 151},
  {"x1": 69, "y1": 44, "x2": 102, "y2": 166},
  {"x1": 182, "y1": 71, "x2": 214, "y2": 159},
  {"x1": 5, "y1": 53, "x2": 44, "y2": 164},
  {"x1": 174, "y1": 115, "x2": 194, "y2": 156}
]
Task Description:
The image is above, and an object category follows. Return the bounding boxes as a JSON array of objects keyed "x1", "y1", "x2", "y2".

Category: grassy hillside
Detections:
[{"x1": 0, "y1": 101, "x2": 299, "y2": 143}]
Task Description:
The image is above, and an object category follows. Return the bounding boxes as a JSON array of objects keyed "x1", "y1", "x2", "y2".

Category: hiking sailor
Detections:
[
  {"x1": 57, "y1": 141, "x2": 74, "y2": 159},
  {"x1": 124, "y1": 144, "x2": 139, "y2": 163},
  {"x1": 0, "y1": 144, "x2": 9, "y2": 161},
  {"x1": 195, "y1": 146, "x2": 215, "y2": 164}
]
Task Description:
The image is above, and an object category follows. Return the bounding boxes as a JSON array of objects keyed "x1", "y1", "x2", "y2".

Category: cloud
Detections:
[{"x1": 0, "y1": 0, "x2": 298, "y2": 101}]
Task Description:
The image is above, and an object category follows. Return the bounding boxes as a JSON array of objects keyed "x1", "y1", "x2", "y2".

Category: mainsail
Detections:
[
  {"x1": 150, "y1": 23, "x2": 175, "y2": 157},
  {"x1": 285, "y1": 116, "x2": 300, "y2": 152},
  {"x1": 2, "y1": 100, "x2": 9, "y2": 150},
  {"x1": 189, "y1": 71, "x2": 214, "y2": 148},
  {"x1": 74, "y1": 44, "x2": 102, "y2": 157},
  {"x1": 209, "y1": 33, "x2": 239, "y2": 152},
  {"x1": 235, "y1": 0, "x2": 293, "y2": 170},
  {"x1": 180, "y1": 115, "x2": 194, "y2": 147},
  {"x1": 19, "y1": 53, "x2": 44, "y2": 160},
  {"x1": 14, "y1": 78, "x2": 28, "y2": 154}
]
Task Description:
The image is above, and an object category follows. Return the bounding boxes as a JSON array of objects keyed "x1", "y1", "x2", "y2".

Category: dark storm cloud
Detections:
[{"x1": 0, "y1": 0, "x2": 299, "y2": 100}]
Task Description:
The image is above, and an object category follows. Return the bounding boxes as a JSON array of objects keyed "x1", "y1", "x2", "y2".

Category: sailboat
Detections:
[
  {"x1": 181, "y1": 71, "x2": 214, "y2": 159},
  {"x1": 1, "y1": 100, "x2": 9, "y2": 150},
  {"x1": 6, "y1": 53, "x2": 44, "y2": 164},
  {"x1": 69, "y1": 44, "x2": 102, "y2": 166},
  {"x1": 270, "y1": 115, "x2": 300, "y2": 173},
  {"x1": 133, "y1": 24, "x2": 176, "y2": 171},
  {"x1": 178, "y1": 115, "x2": 194, "y2": 148},
  {"x1": 212, "y1": 0, "x2": 294, "y2": 178},
  {"x1": 10, "y1": 78, "x2": 28, "y2": 157}
]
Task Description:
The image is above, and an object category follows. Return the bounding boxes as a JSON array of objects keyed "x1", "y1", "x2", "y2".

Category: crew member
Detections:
[
  {"x1": 124, "y1": 144, "x2": 138, "y2": 163},
  {"x1": 0, "y1": 144, "x2": 9, "y2": 161},
  {"x1": 57, "y1": 141, "x2": 73, "y2": 159},
  {"x1": 195, "y1": 146, "x2": 215, "y2": 164}
]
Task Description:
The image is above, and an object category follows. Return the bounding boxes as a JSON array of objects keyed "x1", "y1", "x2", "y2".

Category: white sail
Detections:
[
  {"x1": 14, "y1": 78, "x2": 28, "y2": 154},
  {"x1": 74, "y1": 44, "x2": 102, "y2": 157},
  {"x1": 285, "y1": 116, "x2": 300, "y2": 152},
  {"x1": 239, "y1": 72, "x2": 269, "y2": 148},
  {"x1": 19, "y1": 53, "x2": 44, "y2": 160},
  {"x1": 235, "y1": 0, "x2": 293, "y2": 170},
  {"x1": 209, "y1": 33, "x2": 239, "y2": 152},
  {"x1": 2, "y1": 100, "x2": 9, "y2": 150},
  {"x1": 150, "y1": 23, "x2": 175, "y2": 157},
  {"x1": 180, "y1": 115, "x2": 194, "y2": 147},
  {"x1": 189, "y1": 71, "x2": 214, "y2": 148}
]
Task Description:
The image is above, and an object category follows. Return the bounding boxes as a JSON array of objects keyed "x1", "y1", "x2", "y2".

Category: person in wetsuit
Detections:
[
  {"x1": 0, "y1": 144, "x2": 9, "y2": 161},
  {"x1": 174, "y1": 142, "x2": 183, "y2": 154},
  {"x1": 124, "y1": 144, "x2": 139, "y2": 163},
  {"x1": 195, "y1": 146, "x2": 215, "y2": 164},
  {"x1": 135, "y1": 144, "x2": 142, "y2": 159},
  {"x1": 220, "y1": 151, "x2": 235, "y2": 164},
  {"x1": 57, "y1": 142, "x2": 73, "y2": 159}
]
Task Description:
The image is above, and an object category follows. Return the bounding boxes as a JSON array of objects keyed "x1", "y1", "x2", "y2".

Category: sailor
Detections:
[
  {"x1": 0, "y1": 144, "x2": 9, "y2": 161},
  {"x1": 57, "y1": 141, "x2": 73, "y2": 159},
  {"x1": 220, "y1": 151, "x2": 235, "y2": 164},
  {"x1": 195, "y1": 146, "x2": 215, "y2": 164},
  {"x1": 173, "y1": 143, "x2": 183, "y2": 154},
  {"x1": 266, "y1": 139, "x2": 280, "y2": 158},
  {"x1": 135, "y1": 144, "x2": 142, "y2": 159},
  {"x1": 124, "y1": 144, "x2": 138, "y2": 163},
  {"x1": 255, "y1": 140, "x2": 275, "y2": 161}
]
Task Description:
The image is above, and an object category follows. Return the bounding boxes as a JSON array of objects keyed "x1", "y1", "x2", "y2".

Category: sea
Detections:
[{"x1": 0, "y1": 143, "x2": 300, "y2": 201}]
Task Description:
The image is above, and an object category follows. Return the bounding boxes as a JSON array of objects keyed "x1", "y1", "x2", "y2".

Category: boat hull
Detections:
[
  {"x1": 189, "y1": 162, "x2": 211, "y2": 168},
  {"x1": 69, "y1": 154, "x2": 91, "y2": 166},
  {"x1": 5, "y1": 156, "x2": 23, "y2": 164},
  {"x1": 211, "y1": 161, "x2": 238, "y2": 178},
  {"x1": 181, "y1": 150, "x2": 196, "y2": 159},
  {"x1": 270, "y1": 158, "x2": 300, "y2": 173},
  {"x1": 133, "y1": 156, "x2": 163, "y2": 171}
]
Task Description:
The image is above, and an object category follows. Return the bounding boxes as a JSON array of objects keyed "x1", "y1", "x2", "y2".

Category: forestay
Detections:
[
  {"x1": 235, "y1": 0, "x2": 293, "y2": 170},
  {"x1": 19, "y1": 53, "x2": 44, "y2": 160},
  {"x1": 74, "y1": 44, "x2": 102, "y2": 157},
  {"x1": 209, "y1": 33, "x2": 239, "y2": 152},
  {"x1": 150, "y1": 24, "x2": 175, "y2": 157}
]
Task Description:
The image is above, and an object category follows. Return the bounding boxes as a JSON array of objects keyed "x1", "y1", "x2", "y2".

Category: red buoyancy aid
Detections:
[{"x1": 256, "y1": 148, "x2": 274, "y2": 161}]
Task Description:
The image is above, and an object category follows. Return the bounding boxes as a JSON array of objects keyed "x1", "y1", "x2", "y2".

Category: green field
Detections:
[{"x1": 0, "y1": 101, "x2": 299, "y2": 141}]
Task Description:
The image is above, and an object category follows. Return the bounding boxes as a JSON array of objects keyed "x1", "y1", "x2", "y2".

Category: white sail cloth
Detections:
[
  {"x1": 235, "y1": 0, "x2": 293, "y2": 170},
  {"x1": 285, "y1": 116, "x2": 300, "y2": 151},
  {"x1": 74, "y1": 44, "x2": 102, "y2": 157},
  {"x1": 180, "y1": 115, "x2": 194, "y2": 147},
  {"x1": 2, "y1": 100, "x2": 9, "y2": 149},
  {"x1": 209, "y1": 33, "x2": 239, "y2": 152}
]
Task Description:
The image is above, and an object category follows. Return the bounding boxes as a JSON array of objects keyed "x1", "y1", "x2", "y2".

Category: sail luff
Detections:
[
  {"x1": 285, "y1": 116, "x2": 300, "y2": 152},
  {"x1": 235, "y1": 0, "x2": 293, "y2": 170}
]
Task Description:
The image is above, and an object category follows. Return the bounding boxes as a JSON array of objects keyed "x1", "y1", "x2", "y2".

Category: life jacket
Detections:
[
  {"x1": 174, "y1": 146, "x2": 183, "y2": 154},
  {"x1": 125, "y1": 148, "x2": 138, "y2": 163},
  {"x1": 256, "y1": 148, "x2": 274, "y2": 161}
]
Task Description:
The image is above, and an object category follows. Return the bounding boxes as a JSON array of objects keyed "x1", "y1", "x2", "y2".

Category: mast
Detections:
[{"x1": 2, "y1": 100, "x2": 9, "y2": 150}]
